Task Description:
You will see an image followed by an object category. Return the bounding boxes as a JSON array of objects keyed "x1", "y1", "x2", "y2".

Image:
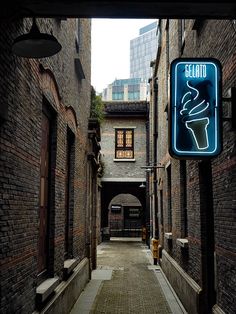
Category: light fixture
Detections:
[
  {"x1": 12, "y1": 17, "x2": 62, "y2": 58},
  {"x1": 139, "y1": 182, "x2": 146, "y2": 188}
]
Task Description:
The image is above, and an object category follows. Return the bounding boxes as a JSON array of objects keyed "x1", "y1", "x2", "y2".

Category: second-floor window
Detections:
[{"x1": 115, "y1": 129, "x2": 134, "y2": 159}]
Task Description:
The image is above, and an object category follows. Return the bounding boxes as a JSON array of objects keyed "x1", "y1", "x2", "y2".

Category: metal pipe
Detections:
[{"x1": 153, "y1": 77, "x2": 159, "y2": 240}]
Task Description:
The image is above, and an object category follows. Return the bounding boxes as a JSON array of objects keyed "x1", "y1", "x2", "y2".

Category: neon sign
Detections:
[{"x1": 169, "y1": 58, "x2": 222, "y2": 159}]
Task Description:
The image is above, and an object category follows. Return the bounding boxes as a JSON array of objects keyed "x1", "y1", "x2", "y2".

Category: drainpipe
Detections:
[
  {"x1": 153, "y1": 77, "x2": 159, "y2": 240},
  {"x1": 145, "y1": 119, "x2": 151, "y2": 247}
]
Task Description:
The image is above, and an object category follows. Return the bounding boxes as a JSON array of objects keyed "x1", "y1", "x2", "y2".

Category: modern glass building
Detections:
[
  {"x1": 130, "y1": 21, "x2": 158, "y2": 81},
  {"x1": 102, "y1": 78, "x2": 148, "y2": 101},
  {"x1": 102, "y1": 21, "x2": 158, "y2": 102}
]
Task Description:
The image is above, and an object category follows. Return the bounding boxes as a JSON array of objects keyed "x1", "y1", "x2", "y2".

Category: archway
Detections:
[
  {"x1": 101, "y1": 181, "x2": 146, "y2": 231},
  {"x1": 108, "y1": 193, "x2": 143, "y2": 238}
]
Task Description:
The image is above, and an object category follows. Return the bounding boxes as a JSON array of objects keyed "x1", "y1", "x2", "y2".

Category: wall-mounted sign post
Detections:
[{"x1": 169, "y1": 58, "x2": 222, "y2": 159}]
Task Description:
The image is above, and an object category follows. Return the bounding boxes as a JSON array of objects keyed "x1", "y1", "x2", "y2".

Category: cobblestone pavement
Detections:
[{"x1": 90, "y1": 239, "x2": 172, "y2": 314}]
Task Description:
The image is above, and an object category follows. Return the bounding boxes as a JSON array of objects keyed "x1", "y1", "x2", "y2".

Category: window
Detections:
[
  {"x1": 128, "y1": 91, "x2": 140, "y2": 100},
  {"x1": 115, "y1": 129, "x2": 134, "y2": 159},
  {"x1": 64, "y1": 128, "x2": 75, "y2": 260},
  {"x1": 160, "y1": 189, "x2": 164, "y2": 226},
  {"x1": 112, "y1": 92, "x2": 124, "y2": 100},
  {"x1": 75, "y1": 19, "x2": 81, "y2": 53},
  {"x1": 128, "y1": 208, "x2": 140, "y2": 218},
  {"x1": 38, "y1": 110, "x2": 51, "y2": 274},
  {"x1": 128, "y1": 84, "x2": 140, "y2": 92},
  {"x1": 112, "y1": 85, "x2": 125, "y2": 100},
  {"x1": 192, "y1": 19, "x2": 205, "y2": 35},
  {"x1": 38, "y1": 102, "x2": 57, "y2": 276}
]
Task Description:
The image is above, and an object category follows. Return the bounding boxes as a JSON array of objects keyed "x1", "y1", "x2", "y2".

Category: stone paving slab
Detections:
[
  {"x1": 90, "y1": 240, "x2": 173, "y2": 314},
  {"x1": 92, "y1": 269, "x2": 113, "y2": 280},
  {"x1": 70, "y1": 280, "x2": 102, "y2": 314},
  {"x1": 70, "y1": 239, "x2": 187, "y2": 314}
]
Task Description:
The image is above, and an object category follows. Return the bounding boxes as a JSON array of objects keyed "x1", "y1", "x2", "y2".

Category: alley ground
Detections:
[{"x1": 70, "y1": 238, "x2": 187, "y2": 314}]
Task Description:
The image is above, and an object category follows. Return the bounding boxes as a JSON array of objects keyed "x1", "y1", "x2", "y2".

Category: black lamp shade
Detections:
[{"x1": 12, "y1": 18, "x2": 62, "y2": 58}]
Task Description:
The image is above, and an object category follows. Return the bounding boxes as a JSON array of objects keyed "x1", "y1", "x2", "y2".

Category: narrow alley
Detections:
[
  {"x1": 70, "y1": 239, "x2": 186, "y2": 314},
  {"x1": 1, "y1": 2, "x2": 236, "y2": 314}
]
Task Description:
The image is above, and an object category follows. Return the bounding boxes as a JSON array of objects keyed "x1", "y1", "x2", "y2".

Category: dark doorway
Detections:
[
  {"x1": 108, "y1": 193, "x2": 143, "y2": 238},
  {"x1": 101, "y1": 182, "x2": 146, "y2": 232},
  {"x1": 38, "y1": 111, "x2": 50, "y2": 274},
  {"x1": 199, "y1": 161, "x2": 216, "y2": 313},
  {"x1": 123, "y1": 206, "x2": 142, "y2": 237},
  {"x1": 64, "y1": 128, "x2": 75, "y2": 259}
]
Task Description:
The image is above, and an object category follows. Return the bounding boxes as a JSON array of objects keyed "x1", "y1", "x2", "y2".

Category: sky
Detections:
[{"x1": 91, "y1": 18, "x2": 157, "y2": 93}]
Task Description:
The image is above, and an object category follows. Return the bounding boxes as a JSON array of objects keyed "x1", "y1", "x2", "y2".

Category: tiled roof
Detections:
[{"x1": 104, "y1": 101, "x2": 148, "y2": 116}]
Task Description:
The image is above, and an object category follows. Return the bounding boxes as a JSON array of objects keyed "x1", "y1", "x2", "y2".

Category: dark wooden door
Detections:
[
  {"x1": 64, "y1": 130, "x2": 74, "y2": 259},
  {"x1": 124, "y1": 206, "x2": 142, "y2": 237},
  {"x1": 199, "y1": 161, "x2": 216, "y2": 312},
  {"x1": 64, "y1": 136, "x2": 71, "y2": 258},
  {"x1": 38, "y1": 112, "x2": 50, "y2": 273}
]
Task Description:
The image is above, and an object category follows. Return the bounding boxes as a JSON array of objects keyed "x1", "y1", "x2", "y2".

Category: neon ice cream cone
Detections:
[{"x1": 186, "y1": 117, "x2": 209, "y2": 150}]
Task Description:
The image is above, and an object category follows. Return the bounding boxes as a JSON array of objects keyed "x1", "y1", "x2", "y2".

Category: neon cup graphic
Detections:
[{"x1": 180, "y1": 81, "x2": 210, "y2": 150}]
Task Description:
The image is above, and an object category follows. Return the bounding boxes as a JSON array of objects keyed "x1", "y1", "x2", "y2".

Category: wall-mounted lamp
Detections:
[
  {"x1": 12, "y1": 17, "x2": 62, "y2": 58},
  {"x1": 139, "y1": 182, "x2": 146, "y2": 188}
]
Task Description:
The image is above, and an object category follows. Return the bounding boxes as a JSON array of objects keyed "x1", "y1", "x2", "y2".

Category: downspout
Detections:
[
  {"x1": 153, "y1": 77, "x2": 159, "y2": 240},
  {"x1": 145, "y1": 118, "x2": 151, "y2": 247},
  {"x1": 153, "y1": 20, "x2": 162, "y2": 241}
]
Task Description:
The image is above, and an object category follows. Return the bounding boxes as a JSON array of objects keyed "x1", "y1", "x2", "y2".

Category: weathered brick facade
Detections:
[
  {"x1": 101, "y1": 103, "x2": 148, "y2": 181},
  {"x1": 100, "y1": 101, "x2": 148, "y2": 234},
  {"x1": 150, "y1": 19, "x2": 236, "y2": 314},
  {"x1": 0, "y1": 17, "x2": 99, "y2": 313}
]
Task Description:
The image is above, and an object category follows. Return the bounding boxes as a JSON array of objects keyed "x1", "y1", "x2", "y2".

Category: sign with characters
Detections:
[{"x1": 169, "y1": 58, "x2": 222, "y2": 159}]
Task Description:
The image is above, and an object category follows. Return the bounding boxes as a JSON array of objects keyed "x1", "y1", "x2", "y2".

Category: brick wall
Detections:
[
  {"x1": 183, "y1": 19, "x2": 236, "y2": 313},
  {"x1": 0, "y1": 17, "x2": 92, "y2": 313},
  {"x1": 155, "y1": 19, "x2": 236, "y2": 313},
  {"x1": 101, "y1": 117, "x2": 147, "y2": 180}
]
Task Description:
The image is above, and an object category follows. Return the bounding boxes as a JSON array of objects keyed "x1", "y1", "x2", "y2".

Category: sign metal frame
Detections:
[{"x1": 169, "y1": 58, "x2": 222, "y2": 159}]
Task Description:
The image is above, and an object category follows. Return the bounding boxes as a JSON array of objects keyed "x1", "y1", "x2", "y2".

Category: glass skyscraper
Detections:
[
  {"x1": 102, "y1": 21, "x2": 158, "y2": 102},
  {"x1": 130, "y1": 21, "x2": 158, "y2": 82},
  {"x1": 102, "y1": 78, "x2": 148, "y2": 101}
]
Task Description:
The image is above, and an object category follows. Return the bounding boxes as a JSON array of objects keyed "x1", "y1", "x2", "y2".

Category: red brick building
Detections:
[{"x1": 0, "y1": 17, "x2": 100, "y2": 313}]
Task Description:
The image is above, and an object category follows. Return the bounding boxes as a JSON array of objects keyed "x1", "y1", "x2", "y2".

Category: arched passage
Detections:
[
  {"x1": 108, "y1": 193, "x2": 142, "y2": 237},
  {"x1": 101, "y1": 181, "x2": 146, "y2": 234}
]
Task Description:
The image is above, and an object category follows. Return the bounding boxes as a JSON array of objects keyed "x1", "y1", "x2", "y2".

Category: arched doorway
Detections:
[
  {"x1": 101, "y1": 181, "x2": 146, "y2": 234},
  {"x1": 109, "y1": 194, "x2": 143, "y2": 238}
]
